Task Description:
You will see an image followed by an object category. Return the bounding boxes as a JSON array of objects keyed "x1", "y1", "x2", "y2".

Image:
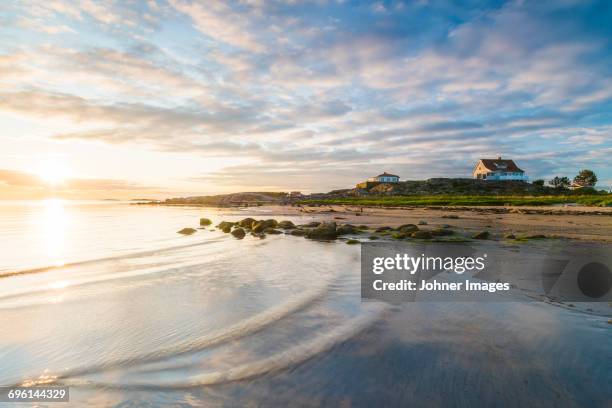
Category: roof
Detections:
[
  {"x1": 375, "y1": 172, "x2": 399, "y2": 178},
  {"x1": 477, "y1": 159, "x2": 524, "y2": 173}
]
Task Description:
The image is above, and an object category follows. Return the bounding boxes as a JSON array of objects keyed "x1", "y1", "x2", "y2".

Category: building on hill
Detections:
[
  {"x1": 357, "y1": 172, "x2": 400, "y2": 189},
  {"x1": 368, "y1": 172, "x2": 400, "y2": 183},
  {"x1": 472, "y1": 157, "x2": 528, "y2": 181}
]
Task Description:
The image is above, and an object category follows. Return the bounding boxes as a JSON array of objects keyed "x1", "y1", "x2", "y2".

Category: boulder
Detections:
[
  {"x1": 375, "y1": 226, "x2": 393, "y2": 232},
  {"x1": 199, "y1": 218, "x2": 212, "y2": 226},
  {"x1": 305, "y1": 222, "x2": 338, "y2": 240},
  {"x1": 300, "y1": 221, "x2": 321, "y2": 228},
  {"x1": 177, "y1": 228, "x2": 196, "y2": 235},
  {"x1": 430, "y1": 228, "x2": 453, "y2": 236},
  {"x1": 264, "y1": 228, "x2": 283, "y2": 234},
  {"x1": 473, "y1": 231, "x2": 490, "y2": 239},
  {"x1": 278, "y1": 220, "x2": 296, "y2": 229},
  {"x1": 346, "y1": 239, "x2": 360, "y2": 245},
  {"x1": 411, "y1": 231, "x2": 433, "y2": 239},
  {"x1": 263, "y1": 219, "x2": 279, "y2": 228},
  {"x1": 397, "y1": 224, "x2": 419, "y2": 233},
  {"x1": 222, "y1": 226, "x2": 232, "y2": 233},
  {"x1": 238, "y1": 217, "x2": 256, "y2": 228},
  {"x1": 217, "y1": 221, "x2": 235, "y2": 230},
  {"x1": 337, "y1": 224, "x2": 359, "y2": 235},
  {"x1": 231, "y1": 228, "x2": 246, "y2": 239},
  {"x1": 251, "y1": 222, "x2": 265, "y2": 233},
  {"x1": 290, "y1": 229, "x2": 306, "y2": 236}
]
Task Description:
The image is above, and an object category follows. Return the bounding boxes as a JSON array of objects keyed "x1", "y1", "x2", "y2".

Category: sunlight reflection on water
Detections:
[{"x1": 41, "y1": 198, "x2": 69, "y2": 268}]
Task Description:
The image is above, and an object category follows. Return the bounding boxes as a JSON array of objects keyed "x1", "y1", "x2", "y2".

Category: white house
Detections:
[
  {"x1": 368, "y1": 172, "x2": 400, "y2": 183},
  {"x1": 473, "y1": 157, "x2": 528, "y2": 181}
]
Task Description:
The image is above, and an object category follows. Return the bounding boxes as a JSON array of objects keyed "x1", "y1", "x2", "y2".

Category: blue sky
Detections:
[{"x1": 0, "y1": 0, "x2": 611, "y2": 197}]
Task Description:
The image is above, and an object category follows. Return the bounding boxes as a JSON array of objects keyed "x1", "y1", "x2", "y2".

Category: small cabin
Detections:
[{"x1": 473, "y1": 157, "x2": 528, "y2": 181}]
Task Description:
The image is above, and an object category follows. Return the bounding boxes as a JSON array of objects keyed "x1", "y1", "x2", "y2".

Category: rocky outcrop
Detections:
[
  {"x1": 278, "y1": 220, "x2": 296, "y2": 229},
  {"x1": 336, "y1": 224, "x2": 359, "y2": 235},
  {"x1": 472, "y1": 231, "x2": 490, "y2": 239},
  {"x1": 305, "y1": 222, "x2": 338, "y2": 240}
]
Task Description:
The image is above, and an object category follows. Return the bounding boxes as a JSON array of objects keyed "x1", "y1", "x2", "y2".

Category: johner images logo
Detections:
[{"x1": 361, "y1": 241, "x2": 612, "y2": 303}]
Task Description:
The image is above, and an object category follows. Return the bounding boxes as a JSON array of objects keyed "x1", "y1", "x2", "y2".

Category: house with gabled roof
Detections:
[{"x1": 473, "y1": 156, "x2": 528, "y2": 181}]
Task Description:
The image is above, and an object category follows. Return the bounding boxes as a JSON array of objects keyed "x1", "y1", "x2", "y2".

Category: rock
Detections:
[
  {"x1": 177, "y1": 228, "x2": 196, "y2": 235},
  {"x1": 290, "y1": 229, "x2": 306, "y2": 236},
  {"x1": 251, "y1": 222, "x2": 265, "y2": 233},
  {"x1": 199, "y1": 218, "x2": 212, "y2": 226},
  {"x1": 505, "y1": 233, "x2": 516, "y2": 239},
  {"x1": 231, "y1": 228, "x2": 246, "y2": 239},
  {"x1": 305, "y1": 222, "x2": 338, "y2": 240},
  {"x1": 217, "y1": 221, "x2": 235, "y2": 230},
  {"x1": 397, "y1": 224, "x2": 418, "y2": 233},
  {"x1": 473, "y1": 231, "x2": 490, "y2": 239},
  {"x1": 251, "y1": 232, "x2": 266, "y2": 239},
  {"x1": 418, "y1": 220, "x2": 428, "y2": 225},
  {"x1": 368, "y1": 235, "x2": 379, "y2": 240},
  {"x1": 264, "y1": 228, "x2": 283, "y2": 234},
  {"x1": 346, "y1": 239, "x2": 360, "y2": 245},
  {"x1": 355, "y1": 213, "x2": 362, "y2": 216},
  {"x1": 392, "y1": 232, "x2": 409, "y2": 239},
  {"x1": 222, "y1": 226, "x2": 232, "y2": 233},
  {"x1": 357, "y1": 225, "x2": 369, "y2": 230},
  {"x1": 238, "y1": 217, "x2": 256, "y2": 228},
  {"x1": 337, "y1": 224, "x2": 359, "y2": 235},
  {"x1": 411, "y1": 231, "x2": 433, "y2": 239},
  {"x1": 300, "y1": 221, "x2": 321, "y2": 228},
  {"x1": 430, "y1": 228, "x2": 453, "y2": 236},
  {"x1": 278, "y1": 220, "x2": 296, "y2": 229},
  {"x1": 442, "y1": 214, "x2": 460, "y2": 219},
  {"x1": 263, "y1": 219, "x2": 279, "y2": 228},
  {"x1": 375, "y1": 226, "x2": 393, "y2": 232}
]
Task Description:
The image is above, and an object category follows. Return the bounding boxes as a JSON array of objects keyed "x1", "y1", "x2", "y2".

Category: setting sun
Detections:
[{"x1": 37, "y1": 162, "x2": 72, "y2": 186}]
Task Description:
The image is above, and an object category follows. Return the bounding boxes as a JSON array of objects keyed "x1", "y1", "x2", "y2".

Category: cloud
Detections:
[
  {"x1": 0, "y1": 168, "x2": 157, "y2": 199},
  {"x1": 0, "y1": 0, "x2": 611, "y2": 193}
]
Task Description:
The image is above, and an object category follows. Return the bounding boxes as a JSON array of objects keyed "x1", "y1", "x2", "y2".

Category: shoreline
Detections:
[{"x1": 265, "y1": 204, "x2": 612, "y2": 243}]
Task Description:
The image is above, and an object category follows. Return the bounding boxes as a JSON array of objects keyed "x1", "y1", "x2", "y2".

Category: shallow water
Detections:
[{"x1": 0, "y1": 200, "x2": 610, "y2": 407}]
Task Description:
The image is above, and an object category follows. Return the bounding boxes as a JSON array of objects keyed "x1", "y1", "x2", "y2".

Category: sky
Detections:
[{"x1": 0, "y1": 0, "x2": 611, "y2": 199}]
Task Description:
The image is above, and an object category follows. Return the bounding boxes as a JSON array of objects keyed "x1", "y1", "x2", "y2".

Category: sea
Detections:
[{"x1": 0, "y1": 200, "x2": 610, "y2": 407}]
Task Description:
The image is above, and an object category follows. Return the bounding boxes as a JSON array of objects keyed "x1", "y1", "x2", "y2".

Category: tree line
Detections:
[{"x1": 532, "y1": 169, "x2": 598, "y2": 189}]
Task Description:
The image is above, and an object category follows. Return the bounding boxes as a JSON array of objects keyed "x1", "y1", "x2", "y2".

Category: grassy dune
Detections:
[{"x1": 300, "y1": 195, "x2": 612, "y2": 207}]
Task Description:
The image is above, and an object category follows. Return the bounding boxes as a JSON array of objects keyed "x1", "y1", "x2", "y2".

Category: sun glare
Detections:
[{"x1": 37, "y1": 161, "x2": 72, "y2": 186}]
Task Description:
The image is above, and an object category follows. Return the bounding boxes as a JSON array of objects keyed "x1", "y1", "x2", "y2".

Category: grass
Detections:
[{"x1": 300, "y1": 194, "x2": 612, "y2": 207}]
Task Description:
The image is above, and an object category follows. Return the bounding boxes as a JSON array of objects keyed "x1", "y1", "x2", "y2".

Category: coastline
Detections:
[{"x1": 262, "y1": 204, "x2": 612, "y2": 243}]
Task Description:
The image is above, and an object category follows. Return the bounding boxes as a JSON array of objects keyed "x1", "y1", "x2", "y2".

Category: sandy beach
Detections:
[{"x1": 252, "y1": 204, "x2": 612, "y2": 243}]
